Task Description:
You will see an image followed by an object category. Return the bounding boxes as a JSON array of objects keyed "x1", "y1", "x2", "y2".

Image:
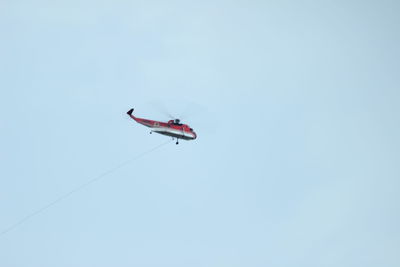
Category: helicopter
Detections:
[{"x1": 127, "y1": 108, "x2": 197, "y2": 144}]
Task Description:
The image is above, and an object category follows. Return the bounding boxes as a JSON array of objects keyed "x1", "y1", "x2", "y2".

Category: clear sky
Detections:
[{"x1": 1, "y1": 0, "x2": 399, "y2": 266}]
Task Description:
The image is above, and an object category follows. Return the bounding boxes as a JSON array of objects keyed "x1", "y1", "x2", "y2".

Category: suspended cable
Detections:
[{"x1": 0, "y1": 139, "x2": 172, "y2": 238}]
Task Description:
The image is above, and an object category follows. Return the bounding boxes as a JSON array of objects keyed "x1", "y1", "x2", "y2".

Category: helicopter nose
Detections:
[{"x1": 192, "y1": 131, "x2": 197, "y2": 139}]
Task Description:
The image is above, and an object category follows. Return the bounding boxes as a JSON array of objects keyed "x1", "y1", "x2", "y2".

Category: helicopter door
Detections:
[{"x1": 181, "y1": 126, "x2": 185, "y2": 138}]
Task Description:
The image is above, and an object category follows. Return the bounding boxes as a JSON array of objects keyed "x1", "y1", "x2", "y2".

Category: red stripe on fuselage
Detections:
[{"x1": 134, "y1": 117, "x2": 169, "y2": 128}]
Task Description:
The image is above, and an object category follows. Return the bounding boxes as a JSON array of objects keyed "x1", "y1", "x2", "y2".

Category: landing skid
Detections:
[{"x1": 172, "y1": 137, "x2": 179, "y2": 145}]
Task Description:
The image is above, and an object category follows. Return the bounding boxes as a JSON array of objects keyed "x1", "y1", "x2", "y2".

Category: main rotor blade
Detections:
[{"x1": 149, "y1": 102, "x2": 177, "y2": 120}]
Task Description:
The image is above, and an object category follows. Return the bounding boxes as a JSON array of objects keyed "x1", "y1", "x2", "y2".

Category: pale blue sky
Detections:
[{"x1": 1, "y1": 1, "x2": 400, "y2": 266}]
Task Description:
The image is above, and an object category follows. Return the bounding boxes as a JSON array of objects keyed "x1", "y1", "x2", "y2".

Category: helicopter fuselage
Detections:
[{"x1": 127, "y1": 109, "x2": 197, "y2": 141}]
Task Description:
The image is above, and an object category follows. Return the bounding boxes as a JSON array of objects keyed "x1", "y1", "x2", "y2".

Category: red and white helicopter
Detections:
[{"x1": 127, "y1": 108, "x2": 197, "y2": 144}]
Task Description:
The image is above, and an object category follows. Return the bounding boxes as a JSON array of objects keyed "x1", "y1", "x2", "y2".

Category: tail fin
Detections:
[{"x1": 127, "y1": 108, "x2": 134, "y2": 116}]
